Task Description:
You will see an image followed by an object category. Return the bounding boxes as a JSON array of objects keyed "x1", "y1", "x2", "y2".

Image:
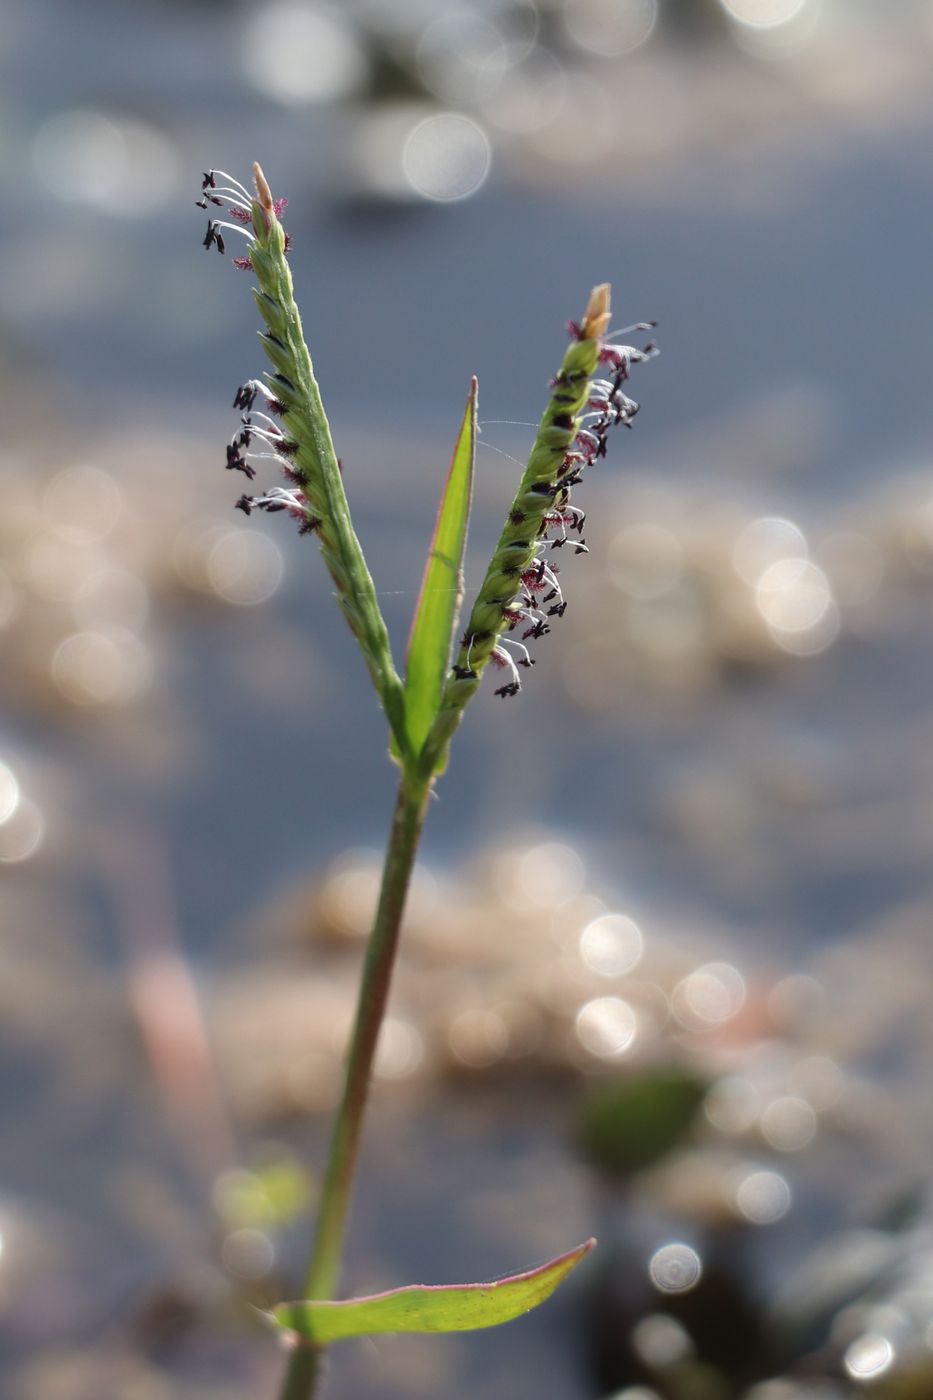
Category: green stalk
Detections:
[{"x1": 278, "y1": 772, "x2": 432, "y2": 1400}]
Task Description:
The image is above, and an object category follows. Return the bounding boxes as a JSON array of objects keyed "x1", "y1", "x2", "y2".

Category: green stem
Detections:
[
  {"x1": 277, "y1": 1345, "x2": 321, "y2": 1400},
  {"x1": 278, "y1": 772, "x2": 432, "y2": 1400}
]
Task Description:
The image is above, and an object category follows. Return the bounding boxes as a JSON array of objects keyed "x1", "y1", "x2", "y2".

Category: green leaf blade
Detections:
[
  {"x1": 403, "y1": 378, "x2": 477, "y2": 759},
  {"x1": 271, "y1": 1237, "x2": 595, "y2": 1345}
]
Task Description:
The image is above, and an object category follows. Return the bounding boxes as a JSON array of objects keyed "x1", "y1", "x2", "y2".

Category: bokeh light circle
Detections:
[
  {"x1": 242, "y1": 1, "x2": 366, "y2": 104},
  {"x1": 207, "y1": 530, "x2": 283, "y2": 607},
  {"x1": 648, "y1": 1242, "x2": 702, "y2": 1294},
  {"x1": 51, "y1": 630, "x2": 152, "y2": 707},
  {"x1": 672, "y1": 961, "x2": 746, "y2": 1028},
  {"x1": 575, "y1": 996, "x2": 637, "y2": 1058},
  {"x1": 609, "y1": 522, "x2": 684, "y2": 599},
  {"x1": 564, "y1": 0, "x2": 658, "y2": 57},
  {"x1": 402, "y1": 113, "x2": 491, "y2": 202},
  {"x1": 44, "y1": 465, "x2": 123, "y2": 543},
  {"x1": 719, "y1": 0, "x2": 809, "y2": 27},
  {"x1": 579, "y1": 913, "x2": 644, "y2": 977},
  {"x1": 0, "y1": 800, "x2": 44, "y2": 864},
  {"x1": 760, "y1": 1095, "x2": 817, "y2": 1151},
  {"x1": 221, "y1": 1226, "x2": 275, "y2": 1280},
  {"x1": 732, "y1": 515, "x2": 808, "y2": 585},
  {"x1": 844, "y1": 1333, "x2": 894, "y2": 1380},
  {"x1": 483, "y1": 48, "x2": 568, "y2": 135},
  {"x1": 733, "y1": 1168, "x2": 792, "y2": 1224},
  {"x1": 0, "y1": 762, "x2": 21, "y2": 826},
  {"x1": 416, "y1": 13, "x2": 511, "y2": 105},
  {"x1": 33, "y1": 109, "x2": 127, "y2": 204},
  {"x1": 33, "y1": 108, "x2": 177, "y2": 214},
  {"x1": 374, "y1": 1017, "x2": 424, "y2": 1080}
]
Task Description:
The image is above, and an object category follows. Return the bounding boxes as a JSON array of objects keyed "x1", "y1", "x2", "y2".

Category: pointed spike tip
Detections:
[
  {"x1": 580, "y1": 283, "x2": 611, "y2": 342},
  {"x1": 252, "y1": 161, "x2": 275, "y2": 215}
]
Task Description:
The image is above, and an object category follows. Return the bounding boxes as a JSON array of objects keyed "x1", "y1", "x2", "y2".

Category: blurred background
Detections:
[{"x1": 4, "y1": 1, "x2": 933, "y2": 1397}]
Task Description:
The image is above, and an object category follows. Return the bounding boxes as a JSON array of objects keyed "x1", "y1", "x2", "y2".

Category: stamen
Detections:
[
  {"x1": 599, "y1": 342, "x2": 659, "y2": 374},
  {"x1": 242, "y1": 408, "x2": 281, "y2": 430},
  {"x1": 232, "y1": 380, "x2": 286, "y2": 414},
  {"x1": 238, "y1": 486, "x2": 311, "y2": 523},
  {"x1": 605, "y1": 320, "x2": 657, "y2": 337},
  {"x1": 574, "y1": 428, "x2": 601, "y2": 455},
  {"x1": 210, "y1": 219, "x2": 256, "y2": 244},
  {"x1": 521, "y1": 558, "x2": 548, "y2": 593},
  {"x1": 490, "y1": 645, "x2": 523, "y2": 696},
  {"x1": 204, "y1": 186, "x2": 254, "y2": 216},
  {"x1": 207, "y1": 169, "x2": 253, "y2": 202},
  {"x1": 498, "y1": 636, "x2": 535, "y2": 668},
  {"x1": 537, "y1": 561, "x2": 564, "y2": 605},
  {"x1": 233, "y1": 381, "x2": 263, "y2": 411},
  {"x1": 239, "y1": 450, "x2": 295, "y2": 470}
]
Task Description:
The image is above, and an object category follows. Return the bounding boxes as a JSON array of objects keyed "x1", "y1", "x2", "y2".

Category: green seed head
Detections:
[
  {"x1": 200, "y1": 163, "x2": 409, "y2": 760},
  {"x1": 419, "y1": 282, "x2": 656, "y2": 775}
]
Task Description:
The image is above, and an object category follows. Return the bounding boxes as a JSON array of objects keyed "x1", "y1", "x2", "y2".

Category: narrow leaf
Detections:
[
  {"x1": 271, "y1": 1237, "x2": 595, "y2": 1345},
  {"x1": 403, "y1": 378, "x2": 477, "y2": 756}
]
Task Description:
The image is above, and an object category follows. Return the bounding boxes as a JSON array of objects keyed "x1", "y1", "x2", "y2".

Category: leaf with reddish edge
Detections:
[
  {"x1": 400, "y1": 378, "x2": 477, "y2": 766},
  {"x1": 270, "y1": 1238, "x2": 595, "y2": 1344}
]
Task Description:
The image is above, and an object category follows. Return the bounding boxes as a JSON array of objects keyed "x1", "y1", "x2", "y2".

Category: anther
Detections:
[{"x1": 226, "y1": 443, "x2": 256, "y2": 478}]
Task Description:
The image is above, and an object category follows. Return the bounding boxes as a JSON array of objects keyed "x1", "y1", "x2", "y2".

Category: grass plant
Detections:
[{"x1": 199, "y1": 162, "x2": 656, "y2": 1399}]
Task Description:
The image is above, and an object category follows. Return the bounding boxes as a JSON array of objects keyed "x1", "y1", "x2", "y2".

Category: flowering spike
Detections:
[
  {"x1": 418, "y1": 284, "x2": 655, "y2": 776},
  {"x1": 199, "y1": 163, "x2": 408, "y2": 760}
]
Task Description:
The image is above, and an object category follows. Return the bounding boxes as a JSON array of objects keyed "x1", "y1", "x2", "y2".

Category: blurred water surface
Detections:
[{"x1": 4, "y1": 2, "x2": 933, "y2": 1398}]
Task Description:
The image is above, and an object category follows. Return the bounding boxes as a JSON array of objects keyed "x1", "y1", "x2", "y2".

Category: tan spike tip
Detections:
[
  {"x1": 252, "y1": 161, "x2": 275, "y2": 215},
  {"x1": 580, "y1": 283, "x2": 612, "y2": 342}
]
